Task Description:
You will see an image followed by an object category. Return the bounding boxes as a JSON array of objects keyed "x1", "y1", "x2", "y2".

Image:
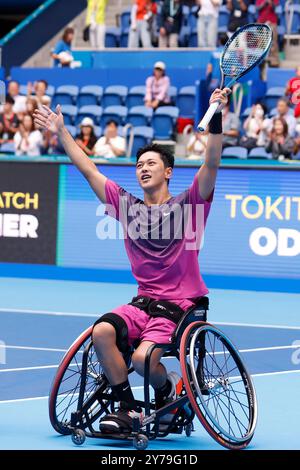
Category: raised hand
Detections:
[{"x1": 33, "y1": 105, "x2": 64, "y2": 134}]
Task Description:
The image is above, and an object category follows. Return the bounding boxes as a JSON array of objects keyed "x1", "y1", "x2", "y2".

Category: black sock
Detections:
[
  {"x1": 154, "y1": 379, "x2": 172, "y2": 409},
  {"x1": 111, "y1": 380, "x2": 139, "y2": 411}
]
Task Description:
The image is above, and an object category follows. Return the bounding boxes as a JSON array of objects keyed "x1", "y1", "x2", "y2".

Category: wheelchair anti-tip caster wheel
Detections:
[
  {"x1": 185, "y1": 423, "x2": 193, "y2": 437},
  {"x1": 133, "y1": 434, "x2": 149, "y2": 450},
  {"x1": 71, "y1": 429, "x2": 86, "y2": 446}
]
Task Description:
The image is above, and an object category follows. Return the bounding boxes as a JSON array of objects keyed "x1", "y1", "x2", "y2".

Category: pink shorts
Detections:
[{"x1": 111, "y1": 298, "x2": 195, "y2": 345}]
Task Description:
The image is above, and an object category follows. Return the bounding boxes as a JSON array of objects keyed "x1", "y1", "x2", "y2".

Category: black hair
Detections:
[
  {"x1": 254, "y1": 101, "x2": 267, "y2": 115},
  {"x1": 136, "y1": 143, "x2": 174, "y2": 169},
  {"x1": 37, "y1": 79, "x2": 48, "y2": 89},
  {"x1": 106, "y1": 119, "x2": 118, "y2": 127},
  {"x1": 5, "y1": 95, "x2": 15, "y2": 105}
]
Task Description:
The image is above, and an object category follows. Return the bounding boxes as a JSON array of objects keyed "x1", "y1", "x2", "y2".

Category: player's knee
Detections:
[
  {"x1": 92, "y1": 322, "x2": 116, "y2": 347},
  {"x1": 131, "y1": 350, "x2": 146, "y2": 376}
]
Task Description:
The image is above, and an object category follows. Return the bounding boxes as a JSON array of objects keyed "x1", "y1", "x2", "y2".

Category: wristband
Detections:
[{"x1": 209, "y1": 111, "x2": 222, "y2": 134}]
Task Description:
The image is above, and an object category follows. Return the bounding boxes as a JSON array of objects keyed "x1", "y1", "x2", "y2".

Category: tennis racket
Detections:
[{"x1": 197, "y1": 23, "x2": 273, "y2": 132}]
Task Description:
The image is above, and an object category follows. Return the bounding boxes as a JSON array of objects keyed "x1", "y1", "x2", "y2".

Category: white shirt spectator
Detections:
[
  {"x1": 198, "y1": 0, "x2": 221, "y2": 18},
  {"x1": 94, "y1": 135, "x2": 126, "y2": 158},
  {"x1": 14, "y1": 130, "x2": 43, "y2": 156},
  {"x1": 12, "y1": 95, "x2": 27, "y2": 114},
  {"x1": 268, "y1": 113, "x2": 297, "y2": 137}
]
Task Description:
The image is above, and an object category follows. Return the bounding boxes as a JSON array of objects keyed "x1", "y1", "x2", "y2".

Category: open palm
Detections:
[{"x1": 33, "y1": 105, "x2": 64, "y2": 133}]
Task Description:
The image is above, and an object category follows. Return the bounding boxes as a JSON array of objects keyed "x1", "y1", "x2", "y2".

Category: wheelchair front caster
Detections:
[
  {"x1": 72, "y1": 429, "x2": 86, "y2": 446},
  {"x1": 185, "y1": 423, "x2": 193, "y2": 437},
  {"x1": 133, "y1": 434, "x2": 148, "y2": 450}
]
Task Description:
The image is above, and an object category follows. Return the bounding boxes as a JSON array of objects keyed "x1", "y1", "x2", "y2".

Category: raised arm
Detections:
[
  {"x1": 34, "y1": 105, "x2": 107, "y2": 203},
  {"x1": 196, "y1": 89, "x2": 230, "y2": 201}
]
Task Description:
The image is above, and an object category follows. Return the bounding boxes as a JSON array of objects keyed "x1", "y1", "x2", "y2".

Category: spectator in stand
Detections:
[
  {"x1": 222, "y1": 101, "x2": 240, "y2": 148},
  {"x1": 256, "y1": 0, "x2": 279, "y2": 67},
  {"x1": 14, "y1": 114, "x2": 43, "y2": 157},
  {"x1": 227, "y1": 0, "x2": 249, "y2": 35},
  {"x1": 240, "y1": 103, "x2": 269, "y2": 149},
  {"x1": 268, "y1": 97, "x2": 297, "y2": 137},
  {"x1": 265, "y1": 117, "x2": 295, "y2": 160},
  {"x1": 75, "y1": 117, "x2": 98, "y2": 156},
  {"x1": 25, "y1": 97, "x2": 39, "y2": 118},
  {"x1": 145, "y1": 61, "x2": 171, "y2": 109},
  {"x1": 128, "y1": 0, "x2": 157, "y2": 48},
  {"x1": 186, "y1": 130, "x2": 208, "y2": 159},
  {"x1": 0, "y1": 96, "x2": 20, "y2": 143},
  {"x1": 7, "y1": 81, "x2": 27, "y2": 114},
  {"x1": 94, "y1": 120, "x2": 126, "y2": 158},
  {"x1": 85, "y1": 0, "x2": 107, "y2": 50},
  {"x1": 27, "y1": 80, "x2": 52, "y2": 109},
  {"x1": 285, "y1": 66, "x2": 300, "y2": 119},
  {"x1": 52, "y1": 27, "x2": 75, "y2": 67},
  {"x1": 159, "y1": 0, "x2": 183, "y2": 48},
  {"x1": 43, "y1": 130, "x2": 65, "y2": 155},
  {"x1": 197, "y1": 0, "x2": 222, "y2": 48}
]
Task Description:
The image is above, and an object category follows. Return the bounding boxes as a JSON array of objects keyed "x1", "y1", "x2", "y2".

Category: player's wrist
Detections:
[{"x1": 209, "y1": 112, "x2": 222, "y2": 134}]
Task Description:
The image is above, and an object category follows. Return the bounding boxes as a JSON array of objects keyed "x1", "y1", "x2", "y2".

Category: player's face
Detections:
[{"x1": 136, "y1": 151, "x2": 171, "y2": 191}]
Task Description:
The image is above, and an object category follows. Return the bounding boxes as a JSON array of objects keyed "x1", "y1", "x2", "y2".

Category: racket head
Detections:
[{"x1": 220, "y1": 23, "x2": 273, "y2": 83}]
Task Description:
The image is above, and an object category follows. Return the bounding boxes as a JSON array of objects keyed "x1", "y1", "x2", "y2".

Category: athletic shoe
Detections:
[
  {"x1": 158, "y1": 371, "x2": 183, "y2": 432},
  {"x1": 99, "y1": 408, "x2": 144, "y2": 434}
]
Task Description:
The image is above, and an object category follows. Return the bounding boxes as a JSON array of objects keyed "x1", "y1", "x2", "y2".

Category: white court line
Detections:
[
  {"x1": 1, "y1": 307, "x2": 300, "y2": 330},
  {"x1": 0, "y1": 345, "x2": 68, "y2": 353}
]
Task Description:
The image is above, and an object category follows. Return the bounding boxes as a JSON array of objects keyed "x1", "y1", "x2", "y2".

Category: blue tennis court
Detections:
[{"x1": 1, "y1": 277, "x2": 299, "y2": 450}]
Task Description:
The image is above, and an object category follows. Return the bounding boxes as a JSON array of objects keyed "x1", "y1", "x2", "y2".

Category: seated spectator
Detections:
[
  {"x1": 75, "y1": 117, "x2": 98, "y2": 156},
  {"x1": 240, "y1": 103, "x2": 268, "y2": 149},
  {"x1": 145, "y1": 61, "x2": 171, "y2": 109},
  {"x1": 256, "y1": 0, "x2": 279, "y2": 67},
  {"x1": 197, "y1": 0, "x2": 222, "y2": 48},
  {"x1": 265, "y1": 117, "x2": 295, "y2": 160},
  {"x1": 7, "y1": 81, "x2": 27, "y2": 114},
  {"x1": 227, "y1": 0, "x2": 249, "y2": 36},
  {"x1": 25, "y1": 97, "x2": 39, "y2": 118},
  {"x1": 128, "y1": 0, "x2": 157, "y2": 48},
  {"x1": 28, "y1": 80, "x2": 52, "y2": 109},
  {"x1": 159, "y1": 0, "x2": 183, "y2": 48},
  {"x1": 268, "y1": 98, "x2": 297, "y2": 137},
  {"x1": 0, "y1": 96, "x2": 20, "y2": 143},
  {"x1": 94, "y1": 120, "x2": 126, "y2": 158},
  {"x1": 285, "y1": 66, "x2": 300, "y2": 118},
  {"x1": 222, "y1": 102, "x2": 240, "y2": 148},
  {"x1": 186, "y1": 130, "x2": 208, "y2": 159},
  {"x1": 52, "y1": 27, "x2": 75, "y2": 67},
  {"x1": 43, "y1": 130, "x2": 65, "y2": 155},
  {"x1": 85, "y1": 0, "x2": 107, "y2": 50},
  {"x1": 14, "y1": 114, "x2": 43, "y2": 157}
]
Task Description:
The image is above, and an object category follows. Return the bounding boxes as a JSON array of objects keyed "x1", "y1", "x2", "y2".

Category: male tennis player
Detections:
[{"x1": 34, "y1": 87, "x2": 229, "y2": 434}]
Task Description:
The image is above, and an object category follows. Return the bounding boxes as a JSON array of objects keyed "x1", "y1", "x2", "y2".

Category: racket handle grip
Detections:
[{"x1": 197, "y1": 101, "x2": 220, "y2": 132}]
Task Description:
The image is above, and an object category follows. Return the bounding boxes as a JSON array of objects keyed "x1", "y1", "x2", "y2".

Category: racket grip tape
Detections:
[{"x1": 197, "y1": 101, "x2": 219, "y2": 132}]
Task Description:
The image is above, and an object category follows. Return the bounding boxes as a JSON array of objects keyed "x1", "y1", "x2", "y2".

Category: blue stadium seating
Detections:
[
  {"x1": 177, "y1": 86, "x2": 196, "y2": 118},
  {"x1": 78, "y1": 85, "x2": 103, "y2": 107},
  {"x1": 52, "y1": 85, "x2": 79, "y2": 106},
  {"x1": 120, "y1": 30, "x2": 129, "y2": 47},
  {"x1": 105, "y1": 27, "x2": 121, "y2": 47},
  {"x1": 102, "y1": 85, "x2": 128, "y2": 107},
  {"x1": 188, "y1": 29, "x2": 198, "y2": 48},
  {"x1": 0, "y1": 142, "x2": 15, "y2": 154},
  {"x1": 101, "y1": 105, "x2": 128, "y2": 126},
  {"x1": 76, "y1": 105, "x2": 103, "y2": 125},
  {"x1": 169, "y1": 86, "x2": 178, "y2": 101},
  {"x1": 152, "y1": 106, "x2": 179, "y2": 140},
  {"x1": 222, "y1": 147, "x2": 248, "y2": 159},
  {"x1": 188, "y1": 6, "x2": 198, "y2": 30},
  {"x1": 120, "y1": 8, "x2": 131, "y2": 30},
  {"x1": 247, "y1": 4, "x2": 257, "y2": 23},
  {"x1": 264, "y1": 87, "x2": 286, "y2": 111},
  {"x1": 218, "y1": 5, "x2": 229, "y2": 28},
  {"x1": 130, "y1": 126, "x2": 154, "y2": 157},
  {"x1": 65, "y1": 125, "x2": 77, "y2": 138},
  {"x1": 248, "y1": 147, "x2": 272, "y2": 160},
  {"x1": 126, "y1": 86, "x2": 146, "y2": 108},
  {"x1": 127, "y1": 106, "x2": 153, "y2": 127},
  {"x1": 60, "y1": 105, "x2": 77, "y2": 125}
]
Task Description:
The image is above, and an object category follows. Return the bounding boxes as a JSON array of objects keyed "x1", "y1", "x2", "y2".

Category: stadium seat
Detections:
[
  {"x1": 188, "y1": 6, "x2": 198, "y2": 30},
  {"x1": 0, "y1": 142, "x2": 15, "y2": 154},
  {"x1": 247, "y1": 4, "x2": 257, "y2": 23},
  {"x1": 60, "y1": 105, "x2": 77, "y2": 125},
  {"x1": 177, "y1": 86, "x2": 196, "y2": 118},
  {"x1": 127, "y1": 106, "x2": 153, "y2": 126},
  {"x1": 169, "y1": 86, "x2": 178, "y2": 101},
  {"x1": 248, "y1": 147, "x2": 273, "y2": 159},
  {"x1": 222, "y1": 146, "x2": 248, "y2": 159},
  {"x1": 218, "y1": 5, "x2": 230, "y2": 28},
  {"x1": 188, "y1": 29, "x2": 198, "y2": 47},
  {"x1": 152, "y1": 106, "x2": 179, "y2": 140},
  {"x1": 94, "y1": 126, "x2": 102, "y2": 138},
  {"x1": 120, "y1": 30, "x2": 129, "y2": 47},
  {"x1": 120, "y1": 8, "x2": 131, "y2": 31},
  {"x1": 101, "y1": 105, "x2": 128, "y2": 126},
  {"x1": 178, "y1": 25, "x2": 190, "y2": 47},
  {"x1": 182, "y1": 5, "x2": 190, "y2": 26},
  {"x1": 102, "y1": 85, "x2": 128, "y2": 107},
  {"x1": 283, "y1": 4, "x2": 300, "y2": 34},
  {"x1": 76, "y1": 105, "x2": 103, "y2": 125},
  {"x1": 65, "y1": 125, "x2": 77, "y2": 138},
  {"x1": 105, "y1": 27, "x2": 121, "y2": 47},
  {"x1": 78, "y1": 86, "x2": 103, "y2": 107},
  {"x1": 130, "y1": 126, "x2": 154, "y2": 157},
  {"x1": 264, "y1": 87, "x2": 286, "y2": 111},
  {"x1": 52, "y1": 85, "x2": 79, "y2": 106},
  {"x1": 126, "y1": 86, "x2": 146, "y2": 108}
]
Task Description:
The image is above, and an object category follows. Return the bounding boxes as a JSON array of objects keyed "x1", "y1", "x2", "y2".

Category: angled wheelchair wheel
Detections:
[
  {"x1": 180, "y1": 321, "x2": 257, "y2": 450},
  {"x1": 49, "y1": 326, "x2": 113, "y2": 435}
]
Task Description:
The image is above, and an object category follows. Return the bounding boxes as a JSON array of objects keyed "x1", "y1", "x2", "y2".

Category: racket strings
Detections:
[{"x1": 222, "y1": 25, "x2": 272, "y2": 78}]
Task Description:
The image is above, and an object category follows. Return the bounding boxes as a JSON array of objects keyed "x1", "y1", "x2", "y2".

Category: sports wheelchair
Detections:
[{"x1": 49, "y1": 297, "x2": 257, "y2": 450}]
